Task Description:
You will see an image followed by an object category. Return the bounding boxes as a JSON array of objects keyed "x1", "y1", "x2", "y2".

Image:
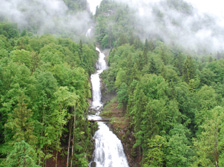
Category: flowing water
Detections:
[
  {"x1": 90, "y1": 47, "x2": 107, "y2": 112},
  {"x1": 86, "y1": 28, "x2": 92, "y2": 38},
  {"x1": 87, "y1": 0, "x2": 103, "y2": 15},
  {"x1": 88, "y1": 48, "x2": 129, "y2": 167}
]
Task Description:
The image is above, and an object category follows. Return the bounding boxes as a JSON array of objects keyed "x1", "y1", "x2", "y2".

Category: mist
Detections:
[
  {"x1": 1, "y1": 0, "x2": 223, "y2": 53},
  {"x1": 0, "y1": 0, "x2": 93, "y2": 39},
  {"x1": 87, "y1": 0, "x2": 102, "y2": 15},
  {"x1": 113, "y1": 0, "x2": 224, "y2": 53}
]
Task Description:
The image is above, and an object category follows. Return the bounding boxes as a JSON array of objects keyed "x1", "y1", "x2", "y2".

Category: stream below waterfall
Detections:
[{"x1": 88, "y1": 47, "x2": 129, "y2": 167}]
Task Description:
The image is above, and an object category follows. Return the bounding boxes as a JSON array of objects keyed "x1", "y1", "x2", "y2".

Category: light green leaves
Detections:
[
  {"x1": 6, "y1": 141, "x2": 40, "y2": 167},
  {"x1": 193, "y1": 106, "x2": 224, "y2": 167}
]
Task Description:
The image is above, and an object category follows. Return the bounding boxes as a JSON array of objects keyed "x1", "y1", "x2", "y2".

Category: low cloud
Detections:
[
  {"x1": 0, "y1": 0, "x2": 92, "y2": 39},
  {"x1": 1, "y1": 0, "x2": 223, "y2": 52},
  {"x1": 115, "y1": 0, "x2": 224, "y2": 53}
]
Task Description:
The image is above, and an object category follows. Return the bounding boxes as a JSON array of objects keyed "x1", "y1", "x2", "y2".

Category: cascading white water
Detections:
[
  {"x1": 87, "y1": 0, "x2": 103, "y2": 15},
  {"x1": 90, "y1": 47, "x2": 107, "y2": 112},
  {"x1": 88, "y1": 48, "x2": 129, "y2": 167},
  {"x1": 86, "y1": 28, "x2": 92, "y2": 37}
]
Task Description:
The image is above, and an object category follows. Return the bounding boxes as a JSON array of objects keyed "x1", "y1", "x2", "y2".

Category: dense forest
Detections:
[
  {"x1": 97, "y1": 0, "x2": 224, "y2": 166},
  {"x1": 102, "y1": 41, "x2": 224, "y2": 166},
  {"x1": 0, "y1": 0, "x2": 224, "y2": 167},
  {"x1": 0, "y1": 22, "x2": 98, "y2": 166}
]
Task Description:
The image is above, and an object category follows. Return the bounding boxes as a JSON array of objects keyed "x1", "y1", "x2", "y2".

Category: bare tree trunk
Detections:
[
  {"x1": 66, "y1": 120, "x2": 72, "y2": 167},
  {"x1": 55, "y1": 133, "x2": 60, "y2": 167},
  {"x1": 70, "y1": 109, "x2": 76, "y2": 167},
  {"x1": 42, "y1": 107, "x2": 46, "y2": 167},
  {"x1": 55, "y1": 149, "x2": 58, "y2": 167},
  {"x1": 43, "y1": 146, "x2": 47, "y2": 167},
  {"x1": 56, "y1": 106, "x2": 63, "y2": 167},
  {"x1": 215, "y1": 127, "x2": 219, "y2": 167}
]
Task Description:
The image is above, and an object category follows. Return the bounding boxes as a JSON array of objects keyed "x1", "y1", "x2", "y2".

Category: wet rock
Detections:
[
  {"x1": 89, "y1": 106, "x2": 103, "y2": 115},
  {"x1": 90, "y1": 161, "x2": 96, "y2": 167}
]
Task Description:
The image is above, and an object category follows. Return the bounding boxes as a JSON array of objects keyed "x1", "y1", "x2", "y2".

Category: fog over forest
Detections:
[
  {"x1": 112, "y1": 0, "x2": 224, "y2": 53},
  {"x1": 0, "y1": 0, "x2": 224, "y2": 167},
  {"x1": 0, "y1": 0, "x2": 92, "y2": 37},
  {"x1": 1, "y1": 0, "x2": 224, "y2": 52}
]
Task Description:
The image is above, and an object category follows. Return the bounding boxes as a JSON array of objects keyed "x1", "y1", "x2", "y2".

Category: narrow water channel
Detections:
[{"x1": 88, "y1": 48, "x2": 129, "y2": 167}]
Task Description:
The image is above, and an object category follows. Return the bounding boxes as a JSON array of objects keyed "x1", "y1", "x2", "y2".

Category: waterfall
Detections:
[
  {"x1": 86, "y1": 28, "x2": 92, "y2": 37},
  {"x1": 90, "y1": 47, "x2": 107, "y2": 112},
  {"x1": 88, "y1": 48, "x2": 129, "y2": 167},
  {"x1": 87, "y1": 0, "x2": 103, "y2": 15}
]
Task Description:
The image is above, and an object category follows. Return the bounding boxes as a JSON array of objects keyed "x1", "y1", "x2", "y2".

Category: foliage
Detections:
[
  {"x1": 5, "y1": 141, "x2": 40, "y2": 167},
  {"x1": 0, "y1": 25, "x2": 98, "y2": 166},
  {"x1": 63, "y1": 0, "x2": 88, "y2": 11},
  {"x1": 101, "y1": 30, "x2": 224, "y2": 166},
  {"x1": 5, "y1": 93, "x2": 37, "y2": 145},
  {"x1": 193, "y1": 106, "x2": 224, "y2": 167},
  {"x1": 117, "y1": 83, "x2": 128, "y2": 108},
  {"x1": 144, "y1": 135, "x2": 167, "y2": 167},
  {"x1": 95, "y1": 0, "x2": 136, "y2": 49},
  {"x1": 1, "y1": 0, "x2": 224, "y2": 166}
]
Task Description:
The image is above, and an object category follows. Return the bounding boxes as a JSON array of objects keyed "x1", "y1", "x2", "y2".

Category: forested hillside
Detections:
[
  {"x1": 0, "y1": 0, "x2": 93, "y2": 40},
  {"x1": 0, "y1": 22, "x2": 98, "y2": 166},
  {"x1": 0, "y1": 0, "x2": 224, "y2": 166},
  {"x1": 102, "y1": 41, "x2": 224, "y2": 166},
  {"x1": 97, "y1": 0, "x2": 224, "y2": 166},
  {"x1": 95, "y1": 0, "x2": 137, "y2": 49}
]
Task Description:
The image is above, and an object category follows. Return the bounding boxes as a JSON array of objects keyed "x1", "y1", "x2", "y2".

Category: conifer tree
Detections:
[
  {"x1": 6, "y1": 140, "x2": 40, "y2": 167},
  {"x1": 143, "y1": 39, "x2": 149, "y2": 64},
  {"x1": 5, "y1": 92, "x2": 36, "y2": 145},
  {"x1": 193, "y1": 107, "x2": 224, "y2": 167},
  {"x1": 183, "y1": 56, "x2": 196, "y2": 83}
]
